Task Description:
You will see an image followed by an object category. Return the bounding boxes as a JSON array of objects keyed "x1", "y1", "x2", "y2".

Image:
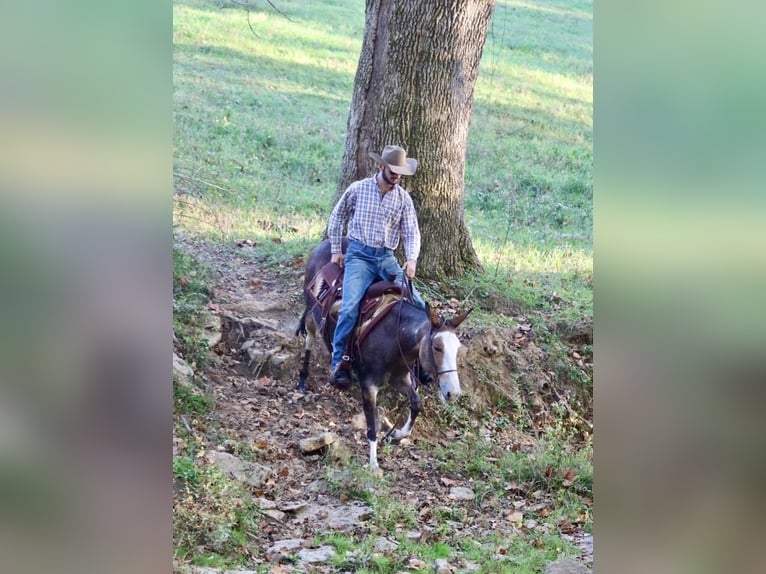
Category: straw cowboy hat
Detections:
[{"x1": 369, "y1": 145, "x2": 418, "y2": 176}]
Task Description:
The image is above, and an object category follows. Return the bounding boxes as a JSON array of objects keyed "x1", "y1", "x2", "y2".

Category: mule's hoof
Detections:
[
  {"x1": 295, "y1": 380, "x2": 307, "y2": 392},
  {"x1": 370, "y1": 467, "x2": 384, "y2": 478}
]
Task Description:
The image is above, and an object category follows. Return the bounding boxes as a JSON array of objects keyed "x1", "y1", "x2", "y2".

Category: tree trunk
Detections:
[{"x1": 336, "y1": 0, "x2": 492, "y2": 278}]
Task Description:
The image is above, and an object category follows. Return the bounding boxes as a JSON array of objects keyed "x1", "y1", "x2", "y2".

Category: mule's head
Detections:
[{"x1": 427, "y1": 306, "x2": 472, "y2": 403}]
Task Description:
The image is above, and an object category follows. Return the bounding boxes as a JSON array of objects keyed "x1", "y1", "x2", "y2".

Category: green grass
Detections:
[
  {"x1": 173, "y1": 0, "x2": 592, "y2": 323},
  {"x1": 173, "y1": 461, "x2": 263, "y2": 568},
  {"x1": 173, "y1": 246, "x2": 216, "y2": 368},
  {"x1": 174, "y1": 0, "x2": 592, "y2": 568}
]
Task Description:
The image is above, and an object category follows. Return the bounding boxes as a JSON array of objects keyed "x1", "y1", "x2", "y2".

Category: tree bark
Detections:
[{"x1": 336, "y1": 0, "x2": 492, "y2": 278}]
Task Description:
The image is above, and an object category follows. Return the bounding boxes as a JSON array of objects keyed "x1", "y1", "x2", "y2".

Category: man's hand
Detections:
[
  {"x1": 331, "y1": 253, "x2": 344, "y2": 268},
  {"x1": 403, "y1": 259, "x2": 417, "y2": 279}
]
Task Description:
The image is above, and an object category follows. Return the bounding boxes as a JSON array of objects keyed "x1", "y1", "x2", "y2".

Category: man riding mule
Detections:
[
  {"x1": 325, "y1": 144, "x2": 426, "y2": 387},
  {"x1": 295, "y1": 238, "x2": 471, "y2": 472},
  {"x1": 294, "y1": 144, "x2": 472, "y2": 472}
]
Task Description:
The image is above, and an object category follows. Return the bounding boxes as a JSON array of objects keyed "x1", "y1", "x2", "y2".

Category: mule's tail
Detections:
[{"x1": 295, "y1": 308, "x2": 307, "y2": 337}]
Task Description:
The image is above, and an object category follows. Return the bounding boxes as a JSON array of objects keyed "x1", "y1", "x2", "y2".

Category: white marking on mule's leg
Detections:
[
  {"x1": 390, "y1": 413, "x2": 413, "y2": 441},
  {"x1": 305, "y1": 313, "x2": 316, "y2": 350},
  {"x1": 369, "y1": 439, "x2": 379, "y2": 472},
  {"x1": 305, "y1": 329, "x2": 314, "y2": 351}
]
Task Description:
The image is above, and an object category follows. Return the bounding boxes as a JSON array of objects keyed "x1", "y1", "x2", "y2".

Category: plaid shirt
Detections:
[{"x1": 327, "y1": 175, "x2": 421, "y2": 262}]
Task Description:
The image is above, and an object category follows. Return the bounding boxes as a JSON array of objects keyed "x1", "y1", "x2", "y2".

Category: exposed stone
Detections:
[
  {"x1": 294, "y1": 501, "x2": 373, "y2": 531},
  {"x1": 373, "y1": 536, "x2": 399, "y2": 553},
  {"x1": 173, "y1": 353, "x2": 194, "y2": 387},
  {"x1": 263, "y1": 508, "x2": 285, "y2": 521},
  {"x1": 544, "y1": 557, "x2": 592, "y2": 573},
  {"x1": 297, "y1": 545, "x2": 336, "y2": 563},
  {"x1": 255, "y1": 497, "x2": 277, "y2": 510},
  {"x1": 449, "y1": 486, "x2": 476, "y2": 501},
  {"x1": 404, "y1": 530, "x2": 422, "y2": 540},
  {"x1": 279, "y1": 500, "x2": 308, "y2": 512},
  {"x1": 212, "y1": 451, "x2": 272, "y2": 488},
  {"x1": 202, "y1": 312, "x2": 222, "y2": 347},
  {"x1": 299, "y1": 432, "x2": 338, "y2": 453},
  {"x1": 434, "y1": 557, "x2": 454, "y2": 573},
  {"x1": 265, "y1": 538, "x2": 305, "y2": 557}
]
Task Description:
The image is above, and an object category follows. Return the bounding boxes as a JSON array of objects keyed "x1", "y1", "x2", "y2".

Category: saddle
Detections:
[{"x1": 305, "y1": 262, "x2": 404, "y2": 348}]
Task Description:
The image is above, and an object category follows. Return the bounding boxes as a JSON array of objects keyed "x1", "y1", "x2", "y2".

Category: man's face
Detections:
[{"x1": 382, "y1": 164, "x2": 401, "y2": 185}]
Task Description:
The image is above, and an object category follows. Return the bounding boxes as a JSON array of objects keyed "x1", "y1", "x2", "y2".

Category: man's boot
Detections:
[{"x1": 329, "y1": 355, "x2": 353, "y2": 387}]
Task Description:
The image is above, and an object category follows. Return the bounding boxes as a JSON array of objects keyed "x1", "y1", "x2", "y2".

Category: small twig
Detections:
[
  {"x1": 229, "y1": 0, "x2": 261, "y2": 38},
  {"x1": 173, "y1": 172, "x2": 240, "y2": 195},
  {"x1": 263, "y1": 0, "x2": 295, "y2": 22},
  {"x1": 180, "y1": 414, "x2": 197, "y2": 437}
]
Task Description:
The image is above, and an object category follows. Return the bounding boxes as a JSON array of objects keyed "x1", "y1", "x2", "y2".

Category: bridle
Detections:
[
  {"x1": 393, "y1": 276, "x2": 460, "y2": 384},
  {"x1": 430, "y1": 329, "x2": 458, "y2": 377}
]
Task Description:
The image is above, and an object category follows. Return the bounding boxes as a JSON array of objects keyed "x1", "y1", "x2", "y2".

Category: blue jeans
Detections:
[{"x1": 331, "y1": 240, "x2": 425, "y2": 367}]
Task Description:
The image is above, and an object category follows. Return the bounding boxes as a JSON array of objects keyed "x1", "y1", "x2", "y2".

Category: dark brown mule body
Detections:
[{"x1": 296, "y1": 239, "x2": 470, "y2": 472}]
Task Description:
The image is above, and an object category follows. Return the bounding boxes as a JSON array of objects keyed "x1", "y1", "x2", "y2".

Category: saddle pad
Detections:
[
  {"x1": 306, "y1": 261, "x2": 343, "y2": 306},
  {"x1": 355, "y1": 292, "x2": 401, "y2": 347}
]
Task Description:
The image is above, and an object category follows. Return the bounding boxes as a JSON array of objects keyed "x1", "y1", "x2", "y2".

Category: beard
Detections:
[{"x1": 381, "y1": 167, "x2": 398, "y2": 186}]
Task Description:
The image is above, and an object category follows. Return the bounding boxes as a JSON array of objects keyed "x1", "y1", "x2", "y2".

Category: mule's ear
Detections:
[
  {"x1": 426, "y1": 302, "x2": 442, "y2": 327},
  {"x1": 446, "y1": 308, "x2": 473, "y2": 329}
]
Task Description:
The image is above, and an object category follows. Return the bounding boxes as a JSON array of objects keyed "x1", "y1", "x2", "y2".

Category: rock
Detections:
[
  {"x1": 569, "y1": 532, "x2": 593, "y2": 563},
  {"x1": 434, "y1": 557, "x2": 454, "y2": 573},
  {"x1": 263, "y1": 508, "x2": 285, "y2": 521},
  {"x1": 297, "y1": 545, "x2": 336, "y2": 563},
  {"x1": 294, "y1": 501, "x2": 373, "y2": 531},
  {"x1": 404, "y1": 530, "x2": 422, "y2": 540},
  {"x1": 299, "y1": 432, "x2": 338, "y2": 453},
  {"x1": 212, "y1": 452, "x2": 272, "y2": 488},
  {"x1": 449, "y1": 486, "x2": 476, "y2": 501},
  {"x1": 202, "y1": 312, "x2": 222, "y2": 348},
  {"x1": 266, "y1": 538, "x2": 305, "y2": 558},
  {"x1": 463, "y1": 562, "x2": 481, "y2": 572},
  {"x1": 373, "y1": 536, "x2": 398, "y2": 553},
  {"x1": 256, "y1": 497, "x2": 277, "y2": 510},
  {"x1": 173, "y1": 353, "x2": 194, "y2": 387},
  {"x1": 326, "y1": 502, "x2": 373, "y2": 529},
  {"x1": 544, "y1": 557, "x2": 592, "y2": 573},
  {"x1": 278, "y1": 500, "x2": 308, "y2": 512}
]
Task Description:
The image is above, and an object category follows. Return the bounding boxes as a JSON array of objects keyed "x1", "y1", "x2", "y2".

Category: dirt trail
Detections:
[{"x1": 175, "y1": 238, "x2": 592, "y2": 567}]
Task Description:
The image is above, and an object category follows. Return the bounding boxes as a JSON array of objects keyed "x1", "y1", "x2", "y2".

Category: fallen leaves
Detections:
[{"x1": 507, "y1": 510, "x2": 523, "y2": 525}]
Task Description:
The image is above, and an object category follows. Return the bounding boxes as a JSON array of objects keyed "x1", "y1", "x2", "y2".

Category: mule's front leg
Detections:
[
  {"x1": 296, "y1": 349, "x2": 311, "y2": 392},
  {"x1": 295, "y1": 312, "x2": 316, "y2": 392},
  {"x1": 389, "y1": 374, "x2": 421, "y2": 441},
  {"x1": 360, "y1": 380, "x2": 382, "y2": 475}
]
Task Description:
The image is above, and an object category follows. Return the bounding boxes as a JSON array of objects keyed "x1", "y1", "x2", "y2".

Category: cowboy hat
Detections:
[{"x1": 369, "y1": 145, "x2": 418, "y2": 175}]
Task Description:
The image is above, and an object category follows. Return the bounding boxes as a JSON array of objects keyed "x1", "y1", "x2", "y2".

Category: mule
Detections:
[{"x1": 295, "y1": 239, "x2": 471, "y2": 472}]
